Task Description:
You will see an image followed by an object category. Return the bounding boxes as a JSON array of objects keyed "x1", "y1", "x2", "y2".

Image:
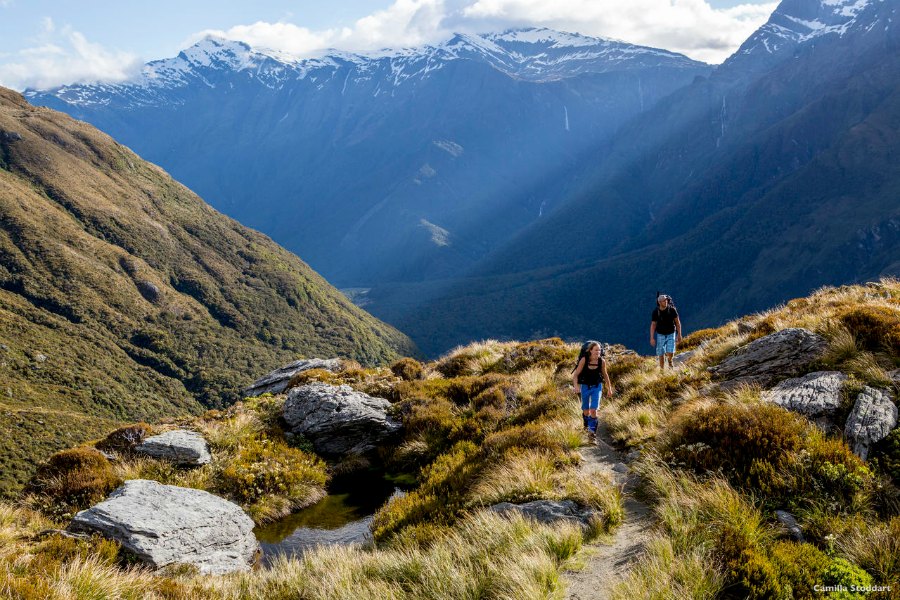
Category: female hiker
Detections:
[{"x1": 572, "y1": 341, "x2": 614, "y2": 436}]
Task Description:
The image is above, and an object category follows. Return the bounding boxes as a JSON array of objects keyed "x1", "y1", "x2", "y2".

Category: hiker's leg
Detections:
[
  {"x1": 587, "y1": 387, "x2": 600, "y2": 433},
  {"x1": 656, "y1": 333, "x2": 666, "y2": 369},
  {"x1": 666, "y1": 352, "x2": 675, "y2": 368},
  {"x1": 581, "y1": 388, "x2": 591, "y2": 428}
]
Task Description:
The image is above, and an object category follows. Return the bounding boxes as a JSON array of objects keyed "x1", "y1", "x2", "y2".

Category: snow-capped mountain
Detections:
[
  {"x1": 38, "y1": 28, "x2": 703, "y2": 108},
  {"x1": 724, "y1": 0, "x2": 891, "y2": 73},
  {"x1": 26, "y1": 28, "x2": 709, "y2": 288}
]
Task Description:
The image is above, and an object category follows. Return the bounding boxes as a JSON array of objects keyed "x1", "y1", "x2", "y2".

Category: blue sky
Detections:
[{"x1": 0, "y1": 0, "x2": 779, "y2": 90}]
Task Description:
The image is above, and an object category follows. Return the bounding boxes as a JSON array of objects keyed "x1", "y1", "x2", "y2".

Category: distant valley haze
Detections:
[{"x1": 6, "y1": 0, "x2": 900, "y2": 356}]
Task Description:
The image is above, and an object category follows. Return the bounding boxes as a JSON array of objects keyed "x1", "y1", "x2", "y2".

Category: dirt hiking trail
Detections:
[{"x1": 565, "y1": 421, "x2": 655, "y2": 600}]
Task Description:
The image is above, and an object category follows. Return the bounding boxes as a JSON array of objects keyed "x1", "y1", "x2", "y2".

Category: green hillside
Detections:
[{"x1": 0, "y1": 87, "x2": 416, "y2": 495}]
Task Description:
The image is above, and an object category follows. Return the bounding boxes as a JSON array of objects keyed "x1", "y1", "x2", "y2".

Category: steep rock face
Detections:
[
  {"x1": 69, "y1": 480, "x2": 258, "y2": 574},
  {"x1": 282, "y1": 383, "x2": 401, "y2": 456},
  {"x1": 708, "y1": 329, "x2": 828, "y2": 387},
  {"x1": 844, "y1": 386, "x2": 898, "y2": 460}
]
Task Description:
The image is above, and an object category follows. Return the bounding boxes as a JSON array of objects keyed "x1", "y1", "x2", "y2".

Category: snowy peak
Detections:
[
  {"x1": 441, "y1": 28, "x2": 704, "y2": 80},
  {"x1": 26, "y1": 28, "x2": 706, "y2": 107},
  {"x1": 726, "y1": 0, "x2": 888, "y2": 69}
]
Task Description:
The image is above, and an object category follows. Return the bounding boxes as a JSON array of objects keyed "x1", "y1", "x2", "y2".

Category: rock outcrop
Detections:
[
  {"x1": 673, "y1": 349, "x2": 697, "y2": 366},
  {"x1": 69, "y1": 480, "x2": 258, "y2": 574},
  {"x1": 844, "y1": 387, "x2": 898, "y2": 461},
  {"x1": 243, "y1": 358, "x2": 343, "y2": 397},
  {"x1": 135, "y1": 430, "x2": 211, "y2": 466},
  {"x1": 490, "y1": 500, "x2": 597, "y2": 528},
  {"x1": 761, "y1": 371, "x2": 847, "y2": 429},
  {"x1": 709, "y1": 328, "x2": 828, "y2": 388},
  {"x1": 283, "y1": 383, "x2": 401, "y2": 456},
  {"x1": 775, "y1": 510, "x2": 804, "y2": 542}
]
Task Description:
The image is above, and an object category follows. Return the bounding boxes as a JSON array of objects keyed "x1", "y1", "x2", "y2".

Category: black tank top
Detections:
[{"x1": 578, "y1": 360, "x2": 602, "y2": 386}]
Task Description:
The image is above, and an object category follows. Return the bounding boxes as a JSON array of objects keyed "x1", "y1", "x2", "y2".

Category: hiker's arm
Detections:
[
  {"x1": 572, "y1": 358, "x2": 585, "y2": 394},
  {"x1": 649, "y1": 321, "x2": 657, "y2": 345},
  {"x1": 602, "y1": 360, "x2": 614, "y2": 397},
  {"x1": 675, "y1": 316, "x2": 682, "y2": 342}
]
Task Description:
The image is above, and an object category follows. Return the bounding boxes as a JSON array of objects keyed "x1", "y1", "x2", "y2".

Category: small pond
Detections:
[{"x1": 254, "y1": 469, "x2": 404, "y2": 564}]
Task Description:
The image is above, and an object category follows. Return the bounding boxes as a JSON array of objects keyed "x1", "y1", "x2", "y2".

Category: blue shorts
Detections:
[
  {"x1": 656, "y1": 333, "x2": 676, "y2": 356},
  {"x1": 580, "y1": 384, "x2": 601, "y2": 411}
]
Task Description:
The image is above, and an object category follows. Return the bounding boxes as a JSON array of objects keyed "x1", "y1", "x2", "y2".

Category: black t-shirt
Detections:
[
  {"x1": 577, "y1": 359, "x2": 603, "y2": 386},
  {"x1": 652, "y1": 306, "x2": 679, "y2": 335}
]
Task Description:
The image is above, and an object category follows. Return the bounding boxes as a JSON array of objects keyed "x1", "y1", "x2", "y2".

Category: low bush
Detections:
[
  {"x1": 95, "y1": 423, "x2": 153, "y2": 454},
  {"x1": 839, "y1": 305, "x2": 900, "y2": 361},
  {"x1": 215, "y1": 436, "x2": 327, "y2": 523},
  {"x1": 390, "y1": 357, "x2": 424, "y2": 381},
  {"x1": 372, "y1": 441, "x2": 482, "y2": 541},
  {"x1": 679, "y1": 327, "x2": 723, "y2": 351},
  {"x1": 488, "y1": 338, "x2": 574, "y2": 374},
  {"x1": 666, "y1": 402, "x2": 873, "y2": 512},
  {"x1": 870, "y1": 428, "x2": 900, "y2": 487},
  {"x1": 25, "y1": 448, "x2": 122, "y2": 517}
]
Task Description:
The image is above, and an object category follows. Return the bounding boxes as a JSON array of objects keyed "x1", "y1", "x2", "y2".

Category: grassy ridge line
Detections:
[
  {"x1": 1, "y1": 338, "x2": 625, "y2": 599},
  {"x1": 0, "y1": 86, "x2": 415, "y2": 495},
  {"x1": 600, "y1": 280, "x2": 900, "y2": 598}
]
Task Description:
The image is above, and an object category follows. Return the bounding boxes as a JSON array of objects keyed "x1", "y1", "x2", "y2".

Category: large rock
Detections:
[
  {"x1": 136, "y1": 430, "x2": 211, "y2": 466},
  {"x1": 490, "y1": 500, "x2": 597, "y2": 528},
  {"x1": 69, "y1": 480, "x2": 257, "y2": 574},
  {"x1": 844, "y1": 387, "x2": 898, "y2": 461},
  {"x1": 890, "y1": 369, "x2": 900, "y2": 385},
  {"x1": 243, "y1": 358, "x2": 343, "y2": 397},
  {"x1": 283, "y1": 383, "x2": 401, "y2": 456},
  {"x1": 761, "y1": 371, "x2": 847, "y2": 429},
  {"x1": 673, "y1": 349, "x2": 697, "y2": 366},
  {"x1": 709, "y1": 328, "x2": 828, "y2": 388}
]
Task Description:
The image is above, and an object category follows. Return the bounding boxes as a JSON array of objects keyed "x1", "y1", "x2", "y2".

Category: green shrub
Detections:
[
  {"x1": 216, "y1": 436, "x2": 327, "y2": 513},
  {"x1": 870, "y1": 428, "x2": 900, "y2": 487},
  {"x1": 95, "y1": 423, "x2": 153, "y2": 454},
  {"x1": 770, "y1": 541, "x2": 831, "y2": 600},
  {"x1": 26, "y1": 448, "x2": 121, "y2": 515},
  {"x1": 490, "y1": 339, "x2": 573, "y2": 374},
  {"x1": 390, "y1": 357, "x2": 424, "y2": 381},
  {"x1": 372, "y1": 441, "x2": 482, "y2": 541},
  {"x1": 666, "y1": 403, "x2": 873, "y2": 511}
]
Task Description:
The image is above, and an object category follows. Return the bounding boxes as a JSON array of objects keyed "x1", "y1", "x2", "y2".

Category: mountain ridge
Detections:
[{"x1": 0, "y1": 86, "x2": 415, "y2": 494}]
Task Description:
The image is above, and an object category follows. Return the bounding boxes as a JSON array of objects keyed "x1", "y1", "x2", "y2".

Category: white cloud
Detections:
[
  {"x1": 196, "y1": 0, "x2": 776, "y2": 64},
  {"x1": 0, "y1": 22, "x2": 142, "y2": 90}
]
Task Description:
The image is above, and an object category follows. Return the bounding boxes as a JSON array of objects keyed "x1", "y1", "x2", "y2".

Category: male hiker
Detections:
[{"x1": 650, "y1": 294, "x2": 682, "y2": 369}]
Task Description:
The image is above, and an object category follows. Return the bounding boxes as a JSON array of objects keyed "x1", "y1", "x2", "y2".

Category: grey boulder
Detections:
[
  {"x1": 136, "y1": 430, "x2": 211, "y2": 466},
  {"x1": 69, "y1": 480, "x2": 258, "y2": 574},
  {"x1": 673, "y1": 349, "x2": 697, "y2": 366},
  {"x1": 490, "y1": 500, "x2": 597, "y2": 528},
  {"x1": 283, "y1": 383, "x2": 401, "y2": 456},
  {"x1": 844, "y1": 387, "x2": 898, "y2": 460},
  {"x1": 761, "y1": 371, "x2": 847, "y2": 429},
  {"x1": 244, "y1": 358, "x2": 343, "y2": 397},
  {"x1": 775, "y1": 510, "x2": 804, "y2": 542},
  {"x1": 709, "y1": 328, "x2": 827, "y2": 388}
]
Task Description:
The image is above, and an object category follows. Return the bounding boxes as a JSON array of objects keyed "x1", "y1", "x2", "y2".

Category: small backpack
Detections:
[
  {"x1": 572, "y1": 340, "x2": 604, "y2": 373},
  {"x1": 656, "y1": 291, "x2": 676, "y2": 310}
]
